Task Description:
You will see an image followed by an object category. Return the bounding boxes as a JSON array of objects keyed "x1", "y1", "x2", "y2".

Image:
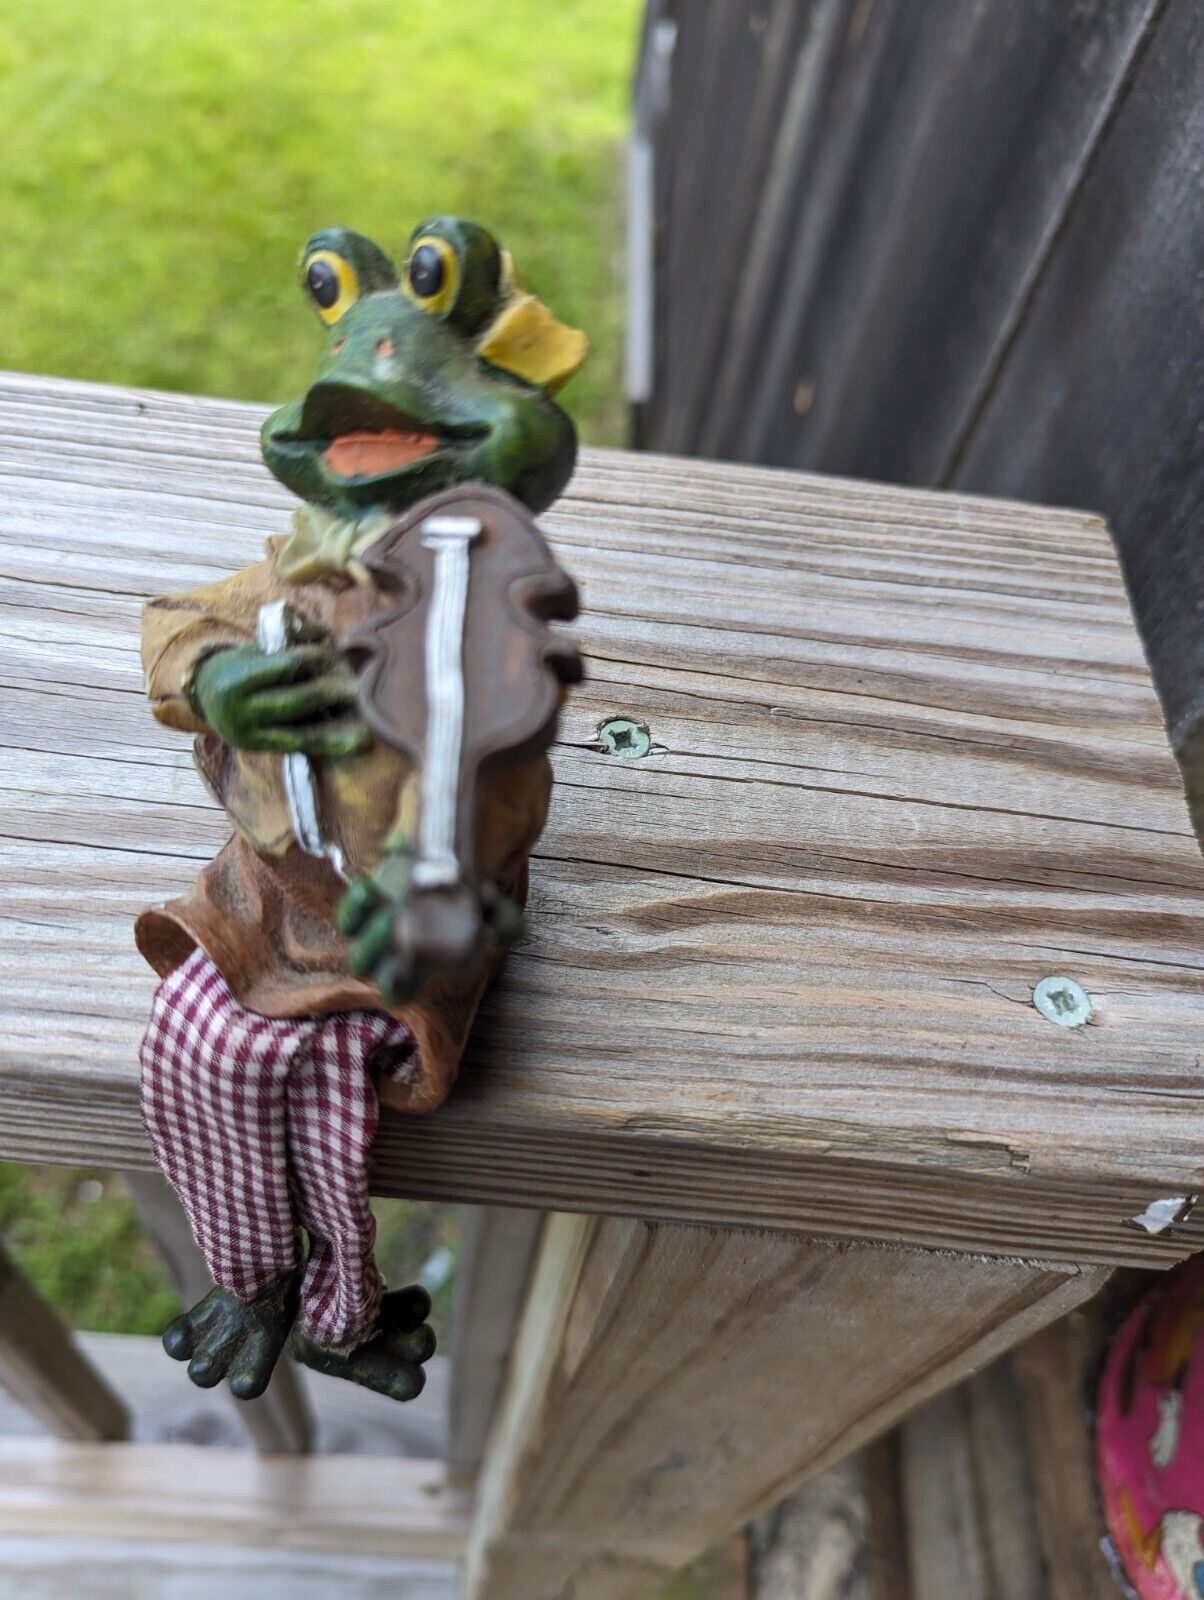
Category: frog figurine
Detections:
[{"x1": 135, "y1": 217, "x2": 586, "y2": 1402}]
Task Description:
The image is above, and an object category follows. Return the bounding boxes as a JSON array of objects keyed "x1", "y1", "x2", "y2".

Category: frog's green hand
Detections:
[
  {"x1": 338, "y1": 849, "x2": 525, "y2": 1006},
  {"x1": 339, "y1": 850, "x2": 418, "y2": 1007},
  {"x1": 190, "y1": 644, "x2": 371, "y2": 758}
]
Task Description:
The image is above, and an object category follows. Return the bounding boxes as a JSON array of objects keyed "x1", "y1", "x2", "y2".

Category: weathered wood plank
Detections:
[
  {"x1": 949, "y1": 0, "x2": 1204, "y2": 845},
  {"x1": 0, "y1": 1540, "x2": 461, "y2": 1600},
  {"x1": 654, "y1": 0, "x2": 818, "y2": 456},
  {"x1": 0, "y1": 1331, "x2": 450, "y2": 1461},
  {"x1": 755, "y1": 1, "x2": 1157, "y2": 482},
  {"x1": 750, "y1": 1442, "x2": 908, "y2": 1600},
  {"x1": 0, "y1": 1244, "x2": 129, "y2": 1443},
  {"x1": 464, "y1": 1212, "x2": 1106, "y2": 1600},
  {"x1": 0, "y1": 1437, "x2": 469, "y2": 1559},
  {"x1": 900, "y1": 1359, "x2": 1046, "y2": 1600},
  {"x1": 123, "y1": 1170, "x2": 314, "y2": 1456},
  {"x1": 446, "y1": 1205, "x2": 543, "y2": 1483},
  {"x1": 1013, "y1": 1301, "x2": 1125, "y2": 1600},
  {"x1": 648, "y1": 0, "x2": 1204, "y2": 860},
  {"x1": 2, "y1": 375, "x2": 1204, "y2": 1267},
  {"x1": 650, "y1": 0, "x2": 1164, "y2": 486}
]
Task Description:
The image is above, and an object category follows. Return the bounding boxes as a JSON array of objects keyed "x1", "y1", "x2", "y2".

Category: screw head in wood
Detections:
[
  {"x1": 1032, "y1": 975, "x2": 1093, "y2": 1028},
  {"x1": 597, "y1": 717, "x2": 651, "y2": 759}
]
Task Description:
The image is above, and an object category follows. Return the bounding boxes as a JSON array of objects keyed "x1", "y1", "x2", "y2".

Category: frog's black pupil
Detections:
[
  {"x1": 307, "y1": 259, "x2": 339, "y2": 309},
  {"x1": 410, "y1": 244, "x2": 445, "y2": 299}
]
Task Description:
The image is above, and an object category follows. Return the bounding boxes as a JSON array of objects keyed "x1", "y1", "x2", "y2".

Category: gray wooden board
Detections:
[
  {"x1": 673, "y1": 0, "x2": 1159, "y2": 474},
  {"x1": 902, "y1": 1359, "x2": 1047, "y2": 1600},
  {"x1": 761, "y1": 0, "x2": 1159, "y2": 485},
  {"x1": 641, "y1": 0, "x2": 1204, "y2": 856},
  {"x1": 951, "y1": 0, "x2": 1204, "y2": 788},
  {"x1": 657, "y1": 0, "x2": 813, "y2": 456},
  {"x1": 447, "y1": 1205, "x2": 542, "y2": 1482},
  {"x1": 0, "y1": 1542, "x2": 460, "y2": 1600},
  {"x1": 0, "y1": 1333, "x2": 457, "y2": 1597},
  {"x1": 0, "y1": 1332, "x2": 448, "y2": 1460},
  {"x1": 3, "y1": 375, "x2": 1204, "y2": 1267}
]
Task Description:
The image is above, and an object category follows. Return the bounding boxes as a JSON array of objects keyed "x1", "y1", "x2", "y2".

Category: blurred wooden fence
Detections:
[{"x1": 632, "y1": 0, "x2": 1204, "y2": 828}]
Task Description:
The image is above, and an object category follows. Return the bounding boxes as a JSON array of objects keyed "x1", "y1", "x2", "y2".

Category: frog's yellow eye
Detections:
[
  {"x1": 404, "y1": 235, "x2": 459, "y2": 315},
  {"x1": 303, "y1": 250, "x2": 359, "y2": 325}
]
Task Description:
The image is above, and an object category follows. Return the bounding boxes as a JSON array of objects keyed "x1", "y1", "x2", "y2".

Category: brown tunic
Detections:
[{"x1": 135, "y1": 535, "x2": 552, "y2": 1115}]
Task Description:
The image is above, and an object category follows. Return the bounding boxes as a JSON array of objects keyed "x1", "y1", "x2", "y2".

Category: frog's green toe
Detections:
[
  {"x1": 162, "y1": 1311, "x2": 197, "y2": 1362},
  {"x1": 289, "y1": 1286, "x2": 436, "y2": 1404},
  {"x1": 162, "y1": 1275, "x2": 299, "y2": 1401}
]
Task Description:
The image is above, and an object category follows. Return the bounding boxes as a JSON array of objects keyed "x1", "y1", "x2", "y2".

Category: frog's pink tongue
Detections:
[{"x1": 323, "y1": 428, "x2": 437, "y2": 478}]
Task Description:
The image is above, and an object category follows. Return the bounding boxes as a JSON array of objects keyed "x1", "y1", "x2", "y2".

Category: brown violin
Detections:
[{"x1": 338, "y1": 483, "x2": 581, "y2": 998}]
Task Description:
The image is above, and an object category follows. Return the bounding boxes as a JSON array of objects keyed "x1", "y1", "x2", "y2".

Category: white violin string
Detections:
[{"x1": 413, "y1": 514, "x2": 482, "y2": 889}]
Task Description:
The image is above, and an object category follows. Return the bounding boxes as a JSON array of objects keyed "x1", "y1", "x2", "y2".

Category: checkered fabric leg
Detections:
[
  {"x1": 286, "y1": 1010, "x2": 415, "y2": 1347},
  {"x1": 139, "y1": 948, "x2": 305, "y2": 1301},
  {"x1": 139, "y1": 950, "x2": 418, "y2": 1348}
]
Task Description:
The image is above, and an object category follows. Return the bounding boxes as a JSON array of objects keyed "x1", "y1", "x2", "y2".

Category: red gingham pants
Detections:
[{"x1": 139, "y1": 948, "x2": 415, "y2": 1348}]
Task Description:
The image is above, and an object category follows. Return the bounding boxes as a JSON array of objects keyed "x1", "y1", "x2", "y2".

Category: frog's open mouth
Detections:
[
  {"x1": 322, "y1": 427, "x2": 439, "y2": 479},
  {"x1": 282, "y1": 384, "x2": 487, "y2": 483}
]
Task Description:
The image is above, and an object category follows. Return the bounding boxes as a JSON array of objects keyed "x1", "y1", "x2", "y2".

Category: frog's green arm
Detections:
[
  {"x1": 142, "y1": 562, "x2": 273, "y2": 734},
  {"x1": 189, "y1": 644, "x2": 371, "y2": 758},
  {"x1": 142, "y1": 560, "x2": 369, "y2": 757}
]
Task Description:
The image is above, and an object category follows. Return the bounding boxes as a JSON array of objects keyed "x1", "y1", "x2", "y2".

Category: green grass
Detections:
[
  {"x1": 0, "y1": 1167, "x2": 179, "y2": 1336},
  {"x1": 0, "y1": 0, "x2": 638, "y2": 443},
  {"x1": 0, "y1": 0, "x2": 637, "y2": 1335}
]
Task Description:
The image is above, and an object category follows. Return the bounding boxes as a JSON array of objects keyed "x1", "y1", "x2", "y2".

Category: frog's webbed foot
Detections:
[
  {"x1": 162, "y1": 1272, "x2": 299, "y2": 1401},
  {"x1": 339, "y1": 851, "x2": 524, "y2": 1005},
  {"x1": 289, "y1": 1285, "x2": 436, "y2": 1403}
]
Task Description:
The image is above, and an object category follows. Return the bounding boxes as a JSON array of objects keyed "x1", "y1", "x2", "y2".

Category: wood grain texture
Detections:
[
  {"x1": 0, "y1": 1539, "x2": 461, "y2": 1600},
  {"x1": 464, "y1": 1213, "x2": 1106, "y2": 1600},
  {"x1": 750, "y1": 1445, "x2": 906, "y2": 1600},
  {"x1": 643, "y1": 0, "x2": 1159, "y2": 478},
  {"x1": 0, "y1": 1436, "x2": 469, "y2": 1558},
  {"x1": 640, "y1": 0, "x2": 1204, "y2": 853},
  {"x1": 1013, "y1": 1301, "x2": 1126, "y2": 1600},
  {"x1": 948, "y1": 0, "x2": 1204, "y2": 836},
  {"x1": 0, "y1": 1244, "x2": 128, "y2": 1444},
  {"x1": 753, "y1": 1469, "x2": 875, "y2": 1600},
  {"x1": 446, "y1": 1204, "x2": 543, "y2": 1483},
  {"x1": 2, "y1": 374, "x2": 1204, "y2": 1265},
  {"x1": 123, "y1": 1170, "x2": 314, "y2": 1456},
  {"x1": 901, "y1": 1359, "x2": 1046, "y2": 1600}
]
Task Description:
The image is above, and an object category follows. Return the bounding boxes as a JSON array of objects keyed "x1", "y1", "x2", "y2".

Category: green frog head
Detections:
[{"x1": 261, "y1": 217, "x2": 587, "y2": 518}]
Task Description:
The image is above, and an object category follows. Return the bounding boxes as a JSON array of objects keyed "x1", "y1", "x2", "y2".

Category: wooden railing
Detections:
[{"x1": 2, "y1": 372, "x2": 1203, "y2": 1598}]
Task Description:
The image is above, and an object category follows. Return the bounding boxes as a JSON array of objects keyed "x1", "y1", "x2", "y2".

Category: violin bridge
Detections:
[{"x1": 413, "y1": 514, "x2": 484, "y2": 889}]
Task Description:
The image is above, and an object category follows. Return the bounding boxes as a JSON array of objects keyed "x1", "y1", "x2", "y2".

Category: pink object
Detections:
[
  {"x1": 140, "y1": 948, "x2": 415, "y2": 1347},
  {"x1": 1097, "y1": 1253, "x2": 1204, "y2": 1599}
]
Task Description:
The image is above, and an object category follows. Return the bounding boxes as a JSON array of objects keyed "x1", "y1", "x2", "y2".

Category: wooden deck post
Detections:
[
  {"x1": 900, "y1": 1357, "x2": 1046, "y2": 1599},
  {"x1": 446, "y1": 1204, "x2": 543, "y2": 1484},
  {"x1": 464, "y1": 1214, "x2": 1107, "y2": 1600},
  {"x1": 0, "y1": 1244, "x2": 128, "y2": 1442}
]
